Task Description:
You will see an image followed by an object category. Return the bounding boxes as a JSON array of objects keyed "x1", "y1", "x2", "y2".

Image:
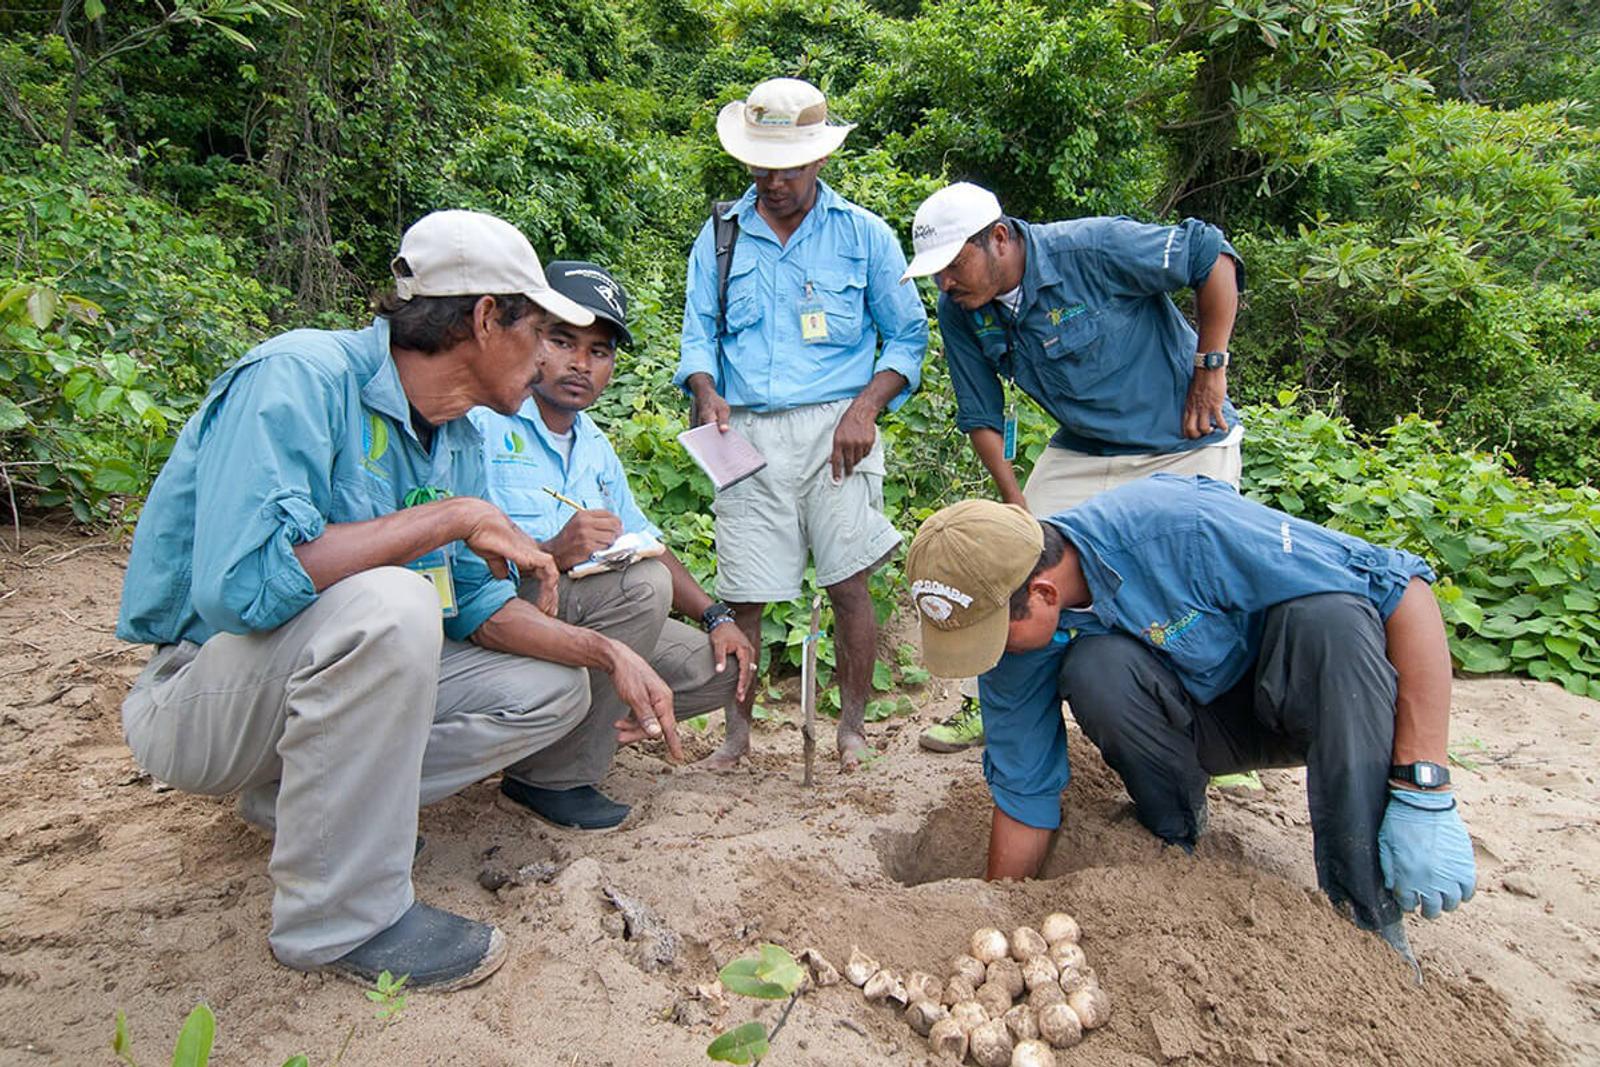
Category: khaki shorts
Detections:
[
  {"x1": 1023, "y1": 428, "x2": 1243, "y2": 516},
  {"x1": 713, "y1": 398, "x2": 902, "y2": 602}
]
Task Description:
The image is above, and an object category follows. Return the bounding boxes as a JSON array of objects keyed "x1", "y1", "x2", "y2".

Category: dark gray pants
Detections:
[{"x1": 1060, "y1": 593, "x2": 1401, "y2": 930}]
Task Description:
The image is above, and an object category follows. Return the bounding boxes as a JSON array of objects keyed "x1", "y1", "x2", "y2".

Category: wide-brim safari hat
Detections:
[{"x1": 716, "y1": 78, "x2": 856, "y2": 170}]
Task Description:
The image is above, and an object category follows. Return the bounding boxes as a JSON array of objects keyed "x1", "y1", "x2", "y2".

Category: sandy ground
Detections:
[{"x1": 1, "y1": 521, "x2": 1596, "y2": 1066}]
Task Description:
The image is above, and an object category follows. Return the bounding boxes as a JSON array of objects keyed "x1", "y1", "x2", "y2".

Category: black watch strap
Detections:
[
  {"x1": 1390, "y1": 760, "x2": 1450, "y2": 788},
  {"x1": 701, "y1": 602, "x2": 737, "y2": 632}
]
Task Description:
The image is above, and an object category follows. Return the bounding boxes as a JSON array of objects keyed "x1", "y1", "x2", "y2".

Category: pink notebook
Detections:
[{"x1": 677, "y1": 422, "x2": 768, "y2": 491}]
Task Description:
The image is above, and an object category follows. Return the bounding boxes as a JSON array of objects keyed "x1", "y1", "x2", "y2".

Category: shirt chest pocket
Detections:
[
  {"x1": 1031, "y1": 309, "x2": 1114, "y2": 395},
  {"x1": 724, "y1": 254, "x2": 765, "y2": 334},
  {"x1": 807, "y1": 265, "x2": 868, "y2": 346},
  {"x1": 1137, "y1": 604, "x2": 1242, "y2": 680}
]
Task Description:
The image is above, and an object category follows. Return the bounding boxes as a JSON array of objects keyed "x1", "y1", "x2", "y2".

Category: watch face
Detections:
[{"x1": 1416, "y1": 762, "x2": 1446, "y2": 787}]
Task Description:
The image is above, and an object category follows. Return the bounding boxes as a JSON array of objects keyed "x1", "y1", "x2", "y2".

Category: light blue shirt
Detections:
[
  {"x1": 674, "y1": 179, "x2": 929, "y2": 412},
  {"x1": 979, "y1": 474, "x2": 1436, "y2": 829},
  {"x1": 941, "y1": 217, "x2": 1244, "y2": 455},
  {"x1": 117, "y1": 319, "x2": 515, "y2": 647},
  {"x1": 468, "y1": 402, "x2": 661, "y2": 543}
]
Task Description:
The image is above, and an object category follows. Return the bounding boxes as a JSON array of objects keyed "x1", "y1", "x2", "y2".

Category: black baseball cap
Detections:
[{"x1": 544, "y1": 260, "x2": 633, "y2": 348}]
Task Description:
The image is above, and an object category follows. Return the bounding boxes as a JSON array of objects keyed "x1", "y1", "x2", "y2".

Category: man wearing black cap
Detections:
[{"x1": 472, "y1": 262, "x2": 757, "y2": 827}]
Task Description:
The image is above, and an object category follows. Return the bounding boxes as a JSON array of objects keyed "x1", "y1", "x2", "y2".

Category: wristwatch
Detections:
[
  {"x1": 1195, "y1": 350, "x2": 1230, "y2": 370},
  {"x1": 701, "y1": 602, "x2": 737, "y2": 632},
  {"x1": 1390, "y1": 760, "x2": 1451, "y2": 789}
]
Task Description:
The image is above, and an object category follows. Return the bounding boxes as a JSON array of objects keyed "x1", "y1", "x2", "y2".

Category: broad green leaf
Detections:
[
  {"x1": 718, "y1": 956, "x2": 789, "y2": 999},
  {"x1": 1558, "y1": 673, "x2": 1589, "y2": 698},
  {"x1": 1453, "y1": 638, "x2": 1510, "y2": 674},
  {"x1": 1564, "y1": 590, "x2": 1599, "y2": 613},
  {"x1": 84, "y1": 0, "x2": 106, "y2": 18},
  {"x1": 1544, "y1": 635, "x2": 1582, "y2": 665},
  {"x1": 871, "y1": 660, "x2": 893, "y2": 691},
  {"x1": 280, "y1": 1057, "x2": 310, "y2": 1067},
  {"x1": 755, "y1": 943, "x2": 805, "y2": 994},
  {"x1": 1442, "y1": 596, "x2": 1483, "y2": 632},
  {"x1": 170, "y1": 1004, "x2": 215, "y2": 1067},
  {"x1": 25, "y1": 287, "x2": 58, "y2": 329},
  {"x1": 706, "y1": 1022, "x2": 769, "y2": 1064},
  {"x1": 92, "y1": 458, "x2": 145, "y2": 495},
  {"x1": 0, "y1": 396, "x2": 31, "y2": 432}
]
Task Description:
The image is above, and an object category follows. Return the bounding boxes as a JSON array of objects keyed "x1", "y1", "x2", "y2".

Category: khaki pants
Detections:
[
  {"x1": 121, "y1": 567, "x2": 590, "y2": 967},
  {"x1": 1022, "y1": 435, "x2": 1243, "y2": 515},
  {"x1": 504, "y1": 558, "x2": 738, "y2": 790}
]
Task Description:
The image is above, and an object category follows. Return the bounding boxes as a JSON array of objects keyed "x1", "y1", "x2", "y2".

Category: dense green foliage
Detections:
[{"x1": 1, "y1": 0, "x2": 1597, "y2": 689}]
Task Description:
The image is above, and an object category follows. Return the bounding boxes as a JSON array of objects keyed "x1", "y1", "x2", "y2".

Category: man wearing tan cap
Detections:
[
  {"x1": 675, "y1": 78, "x2": 929, "y2": 770},
  {"x1": 903, "y1": 181, "x2": 1247, "y2": 758},
  {"x1": 906, "y1": 476, "x2": 1476, "y2": 962},
  {"x1": 117, "y1": 210, "x2": 681, "y2": 990}
]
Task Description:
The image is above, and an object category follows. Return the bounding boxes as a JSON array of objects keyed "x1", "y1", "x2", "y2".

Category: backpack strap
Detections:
[{"x1": 711, "y1": 199, "x2": 740, "y2": 380}]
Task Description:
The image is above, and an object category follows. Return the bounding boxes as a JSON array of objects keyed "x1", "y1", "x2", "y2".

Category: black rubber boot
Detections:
[{"x1": 323, "y1": 902, "x2": 507, "y2": 992}]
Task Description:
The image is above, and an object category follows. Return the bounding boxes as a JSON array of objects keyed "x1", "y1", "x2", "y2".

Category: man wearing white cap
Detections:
[
  {"x1": 117, "y1": 210, "x2": 681, "y2": 990},
  {"x1": 675, "y1": 78, "x2": 929, "y2": 770},
  {"x1": 903, "y1": 183, "x2": 1246, "y2": 757}
]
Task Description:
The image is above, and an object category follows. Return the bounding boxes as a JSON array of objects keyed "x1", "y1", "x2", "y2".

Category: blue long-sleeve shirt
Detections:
[
  {"x1": 468, "y1": 402, "x2": 661, "y2": 543},
  {"x1": 674, "y1": 180, "x2": 929, "y2": 412},
  {"x1": 940, "y1": 216, "x2": 1244, "y2": 455},
  {"x1": 117, "y1": 319, "x2": 515, "y2": 647},
  {"x1": 979, "y1": 474, "x2": 1436, "y2": 829}
]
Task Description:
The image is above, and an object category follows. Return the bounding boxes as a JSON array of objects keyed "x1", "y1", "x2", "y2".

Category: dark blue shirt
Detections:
[
  {"x1": 979, "y1": 475, "x2": 1435, "y2": 830},
  {"x1": 940, "y1": 217, "x2": 1244, "y2": 456}
]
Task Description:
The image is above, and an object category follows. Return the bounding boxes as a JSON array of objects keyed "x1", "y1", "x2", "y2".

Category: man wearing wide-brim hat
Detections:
[{"x1": 675, "y1": 78, "x2": 929, "y2": 770}]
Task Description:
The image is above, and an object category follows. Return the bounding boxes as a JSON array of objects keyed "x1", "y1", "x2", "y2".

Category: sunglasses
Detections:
[{"x1": 747, "y1": 165, "x2": 811, "y2": 180}]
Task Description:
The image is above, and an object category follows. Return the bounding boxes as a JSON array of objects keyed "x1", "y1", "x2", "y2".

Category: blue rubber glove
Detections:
[{"x1": 1378, "y1": 787, "x2": 1476, "y2": 919}]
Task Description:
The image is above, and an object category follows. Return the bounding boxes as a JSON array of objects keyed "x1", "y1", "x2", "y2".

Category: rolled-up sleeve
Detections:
[
  {"x1": 977, "y1": 640, "x2": 1074, "y2": 830},
  {"x1": 673, "y1": 220, "x2": 722, "y2": 394},
  {"x1": 190, "y1": 359, "x2": 333, "y2": 634},
  {"x1": 864, "y1": 221, "x2": 928, "y2": 411},
  {"x1": 446, "y1": 556, "x2": 516, "y2": 641},
  {"x1": 938, "y1": 300, "x2": 1006, "y2": 434}
]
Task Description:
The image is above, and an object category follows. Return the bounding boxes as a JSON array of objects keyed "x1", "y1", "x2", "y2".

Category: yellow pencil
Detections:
[{"x1": 542, "y1": 485, "x2": 584, "y2": 510}]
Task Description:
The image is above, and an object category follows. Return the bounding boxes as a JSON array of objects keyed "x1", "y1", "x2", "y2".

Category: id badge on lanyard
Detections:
[
  {"x1": 799, "y1": 281, "x2": 828, "y2": 344},
  {"x1": 1003, "y1": 380, "x2": 1019, "y2": 462},
  {"x1": 408, "y1": 548, "x2": 460, "y2": 619},
  {"x1": 403, "y1": 481, "x2": 459, "y2": 618}
]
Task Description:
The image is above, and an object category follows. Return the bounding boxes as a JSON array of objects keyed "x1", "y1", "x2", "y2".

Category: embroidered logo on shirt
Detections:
[
  {"x1": 504, "y1": 431, "x2": 527, "y2": 455},
  {"x1": 361, "y1": 413, "x2": 390, "y2": 478},
  {"x1": 1045, "y1": 304, "x2": 1086, "y2": 326},
  {"x1": 1142, "y1": 609, "x2": 1199, "y2": 647}
]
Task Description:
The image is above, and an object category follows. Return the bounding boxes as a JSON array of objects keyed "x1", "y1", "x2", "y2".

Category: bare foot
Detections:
[
  {"x1": 691, "y1": 738, "x2": 748, "y2": 772},
  {"x1": 837, "y1": 727, "x2": 871, "y2": 771}
]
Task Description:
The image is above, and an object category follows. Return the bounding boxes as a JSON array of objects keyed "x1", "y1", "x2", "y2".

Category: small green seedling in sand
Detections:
[
  {"x1": 110, "y1": 971, "x2": 406, "y2": 1067},
  {"x1": 112, "y1": 1003, "x2": 308, "y2": 1067},
  {"x1": 706, "y1": 944, "x2": 807, "y2": 1065}
]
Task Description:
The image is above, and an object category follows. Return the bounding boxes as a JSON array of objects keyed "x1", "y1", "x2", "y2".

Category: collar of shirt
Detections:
[
  {"x1": 1045, "y1": 514, "x2": 1125, "y2": 630},
  {"x1": 514, "y1": 398, "x2": 604, "y2": 470},
  {"x1": 725, "y1": 178, "x2": 850, "y2": 250},
  {"x1": 356, "y1": 317, "x2": 429, "y2": 447}
]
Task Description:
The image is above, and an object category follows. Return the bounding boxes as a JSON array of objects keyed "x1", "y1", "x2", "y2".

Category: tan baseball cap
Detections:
[
  {"x1": 391, "y1": 210, "x2": 594, "y2": 327},
  {"x1": 906, "y1": 500, "x2": 1044, "y2": 677}
]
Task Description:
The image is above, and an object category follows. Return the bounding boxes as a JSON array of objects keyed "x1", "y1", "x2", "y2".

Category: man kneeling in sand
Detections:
[
  {"x1": 471, "y1": 261, "x2": 758, "y2": 820},
  {"x1": 906, "y1": 475, "x2": 1476, "y2": 961}
]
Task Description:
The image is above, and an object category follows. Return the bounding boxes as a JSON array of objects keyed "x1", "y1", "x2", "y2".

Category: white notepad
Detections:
[{"x1": 677, "y1": 422, "x2": 768, "y2": 491}]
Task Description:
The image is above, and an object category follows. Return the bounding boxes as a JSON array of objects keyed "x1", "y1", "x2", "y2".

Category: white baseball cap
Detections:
[
  {"x1": 900, "y1": 182, "x2": 1004, "y2": 282},
  {"x1": 391, "y1": 210, "x2": 594, "y2": 326},
  {"x1": 716, "y1": 78, "x2": 855, "y2": 170}
]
